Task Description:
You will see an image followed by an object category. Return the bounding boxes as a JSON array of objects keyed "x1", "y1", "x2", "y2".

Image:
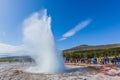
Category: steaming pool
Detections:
[{"x1": 0, "y1": 62, "x2": 97, "y2": 73}]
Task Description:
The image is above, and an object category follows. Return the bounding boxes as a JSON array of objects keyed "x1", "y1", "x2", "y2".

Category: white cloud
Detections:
[
  {"x1": 60, "y1": 19, "x2": 92, "y2": 41},
  {"x1": 0, "y1": 43, "x2": 29, "y2": 57},
  {"x1": 0, "y1": 43, "x2": 20, "y2": 53}
]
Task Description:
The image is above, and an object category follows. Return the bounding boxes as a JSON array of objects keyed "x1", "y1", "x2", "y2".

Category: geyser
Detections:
[
  {"x1": 0, "y1": 9, "x2": 65, "y2": 73},
  {"x1": 22, "y1": 9, "x2": 65, "y2": 73}
]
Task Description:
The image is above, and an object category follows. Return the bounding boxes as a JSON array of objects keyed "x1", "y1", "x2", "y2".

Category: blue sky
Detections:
[{"x1": 0, "y1": 0, "x2": 120, "y2": 50}]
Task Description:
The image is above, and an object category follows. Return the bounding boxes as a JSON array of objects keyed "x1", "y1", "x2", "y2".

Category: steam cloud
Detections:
[
  {"x1": 60, "y1": 19, "x2": 92, "y2": 41},
  {"x1": 0, "y1": 9, "x2": 65, "y2": 73}
]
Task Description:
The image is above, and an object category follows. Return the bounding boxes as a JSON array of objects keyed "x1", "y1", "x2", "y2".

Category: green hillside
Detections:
[{"x1": 63, "y1": 44, "x2": 120, "y2": 58}]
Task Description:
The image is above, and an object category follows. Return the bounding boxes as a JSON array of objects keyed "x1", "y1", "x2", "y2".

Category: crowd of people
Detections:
[{"x1": 65, "y1": 56, "x2": 120, "y2": 65}]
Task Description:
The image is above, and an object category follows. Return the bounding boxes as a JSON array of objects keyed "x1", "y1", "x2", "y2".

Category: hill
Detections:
[{"x1": 64, "y1": 44, "x2": 120, "y2": 52}]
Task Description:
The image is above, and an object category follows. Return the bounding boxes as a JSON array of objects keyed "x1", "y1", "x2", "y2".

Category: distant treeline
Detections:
[
  {"x1": 63, "y1": 47, "x2": 120, "y2": 58},
  {"x1": 0, "y1": 56, "x2": 33, "y2": 62}
]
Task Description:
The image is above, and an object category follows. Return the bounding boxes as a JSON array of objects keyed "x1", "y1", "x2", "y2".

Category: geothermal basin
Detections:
[
  {"x1": 1, "y1": 9, "x2": 120, "y2": 80},
  {"x1": 0, "y1": 62, "x2": 99, "y2": 80},
  {"x1": 1, "y1": 62, "x2": 120, "y2": 80}
]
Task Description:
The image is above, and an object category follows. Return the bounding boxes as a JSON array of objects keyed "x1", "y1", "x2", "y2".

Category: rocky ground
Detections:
[{"x1": 0, "y1": 63, "x2": 120, "y2": 80}]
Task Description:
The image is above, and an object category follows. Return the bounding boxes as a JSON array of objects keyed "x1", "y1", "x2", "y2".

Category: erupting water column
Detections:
[{"x1": 23, "y1": 9, "x2": 65, "y2": 73}]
